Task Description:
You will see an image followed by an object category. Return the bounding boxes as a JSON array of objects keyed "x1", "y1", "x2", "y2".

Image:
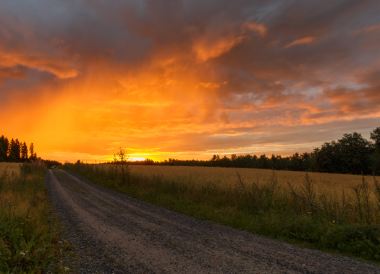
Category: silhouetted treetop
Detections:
[{"x1": 0, "y1": 135, "x2": 37, "y2": 163}]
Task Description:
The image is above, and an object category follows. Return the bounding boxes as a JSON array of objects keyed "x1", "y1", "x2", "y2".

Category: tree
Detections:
[
  {"x1": 370, "y1": 127, "x2": 380, "y2": 175},
  {"x1": 113, "y1": 148, "x2": 129, "y2": 185},
  {"x1": 8, "y1": 139, "x2": 21, "y2": 162},
  {"x1": 231, "y1": 154, "x2": 237, "y2": 161},
  {"x1": 315, "y1": 133, "x2": 373, "y2": 174},
  {"x1": 21, "y1": 142, "x2": 28, "y2": 161},
  {"x1": 114, "y1": 147, "x2": 128, "y2": 164},
  {"x1": 370, "y1": 127, "x2": 380, "y2": 149},
  {"x1": 0, "y1": 135, "x2": 36, "y2": 163},
  {"x1": 0, "y1": 136, "x2": 9, "y2": 162},
  {"x1": 211, "y1": 155, "x2": 220, "y2": 161},
  {"x1": 338, "y1": 133, "x2": 373, "y2": 174},
  {"x1": 29, "y1": 143, "x2": 37, "y2": 160}
]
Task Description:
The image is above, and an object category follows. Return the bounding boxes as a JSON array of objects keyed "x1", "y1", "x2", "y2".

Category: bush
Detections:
[{"x1": 322, "y1": 225, "x2": 380, "y2": 260}]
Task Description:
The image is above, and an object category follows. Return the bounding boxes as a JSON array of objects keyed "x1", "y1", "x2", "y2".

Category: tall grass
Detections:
[
  {"x1": 0, "y1": 163, "x2": 63, "y2": 272},
  {"x1": 65, "y1": 163, "x2": 380, "y2": 262}
]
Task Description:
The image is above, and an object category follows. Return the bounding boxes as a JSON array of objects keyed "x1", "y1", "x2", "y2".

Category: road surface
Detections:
[{"x1": 46, "y1": 169, "x2": 380, "y2": 273}]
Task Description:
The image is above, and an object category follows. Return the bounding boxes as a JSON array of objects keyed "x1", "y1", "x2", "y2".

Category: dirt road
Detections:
[{"x1": 46, "y1": 169, "x2": 380, "y2": 273}]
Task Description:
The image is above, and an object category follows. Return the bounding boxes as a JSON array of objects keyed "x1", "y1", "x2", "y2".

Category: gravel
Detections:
[{"x1": 46, "y1": 169, "x2": 380, "y2": 274}]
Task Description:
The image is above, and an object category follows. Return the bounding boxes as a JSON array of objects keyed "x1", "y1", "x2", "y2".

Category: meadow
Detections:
[
  {"x1": 0, "y1": 163, "x2": 64, "y2": 272},
  {"x1": 66, "y1": 163, "x2": 380, "y2": 262}
]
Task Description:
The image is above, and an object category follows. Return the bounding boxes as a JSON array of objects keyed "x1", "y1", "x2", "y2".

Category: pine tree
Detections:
[
  {"x1": 9, "y1": 139, "x2": 21, "y2": 162},
  {"x1": 0, "y1": 136, "x2": 9, "y2": 162},
  {"x1": 21, "y1": 142, "x2": 28, "y2": 161},
  {"x1": 370, "y1": 127, "x2": 380, "y2": 175},
  {"x1": 29, "y1": 143, "x2": 37, "y2": 160}
]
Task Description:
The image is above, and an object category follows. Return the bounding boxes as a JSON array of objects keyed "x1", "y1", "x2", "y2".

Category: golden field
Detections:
[
  {"x1": 0, "y1": 162, "x2": 21, "y2": 178},
  {"x1": 124, "y1": 165, "x2": 380, "y2": 199},
  {"x1": 124, "y1": 164, "x2": 380, "y2": 224},
  {"x1": 127, "y1": 165, "x2": 380, "y2": 193}
]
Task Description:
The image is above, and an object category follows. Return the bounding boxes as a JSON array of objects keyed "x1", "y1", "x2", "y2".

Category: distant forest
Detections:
[
  {"x1": 0, "y1": 135, "x2": 37, "y2": 162},
  {"x1": 137, "y1": 127, "x2": 380, "y2": 175}
]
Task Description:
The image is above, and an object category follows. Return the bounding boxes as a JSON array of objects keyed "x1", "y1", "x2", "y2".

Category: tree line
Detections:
[
  {"x1": 0, "y1": 135, "x2": 37, "y2": 162},
  {"x1": 142, "y1": 127, "x2": 380, "y2": 175}
]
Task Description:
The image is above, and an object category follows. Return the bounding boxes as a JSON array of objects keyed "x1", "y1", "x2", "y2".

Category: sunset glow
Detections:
[{"x1": 1, "y1": 1, "x2": 379, "y2": 162}]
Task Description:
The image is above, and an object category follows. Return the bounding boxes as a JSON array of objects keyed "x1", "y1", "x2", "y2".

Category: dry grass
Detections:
[{"x1": 0, "y1": 163, "x2": 21, "y2": 178}]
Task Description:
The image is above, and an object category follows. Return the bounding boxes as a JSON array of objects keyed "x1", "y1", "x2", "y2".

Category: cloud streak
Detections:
[{"x1": 285, "y1": 36, "x2": 316, "y2": 48}]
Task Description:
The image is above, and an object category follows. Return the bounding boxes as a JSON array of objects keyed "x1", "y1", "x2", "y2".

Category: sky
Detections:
[{"x1": 0, "y1": 0, "x2": 380, "y2": 162}]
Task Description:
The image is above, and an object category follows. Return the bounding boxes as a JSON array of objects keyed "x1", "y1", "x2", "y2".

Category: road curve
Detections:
[{"x1": 46, "y1": 169, "x2": 380, "y2": 274}]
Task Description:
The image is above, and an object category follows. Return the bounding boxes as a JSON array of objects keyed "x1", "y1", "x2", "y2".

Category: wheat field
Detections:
[
  {"x1": 127, "y1": 165, "x2": 379, "y2": 193},
  {"x1": 88, "y1": 163, "x2": 380, "y2": 217}
]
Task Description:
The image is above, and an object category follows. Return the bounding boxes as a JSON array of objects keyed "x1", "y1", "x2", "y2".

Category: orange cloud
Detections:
[
  {"x1": 193, "y1": 21, "x2": 267, "y2": 62},
  {"x1": 285, "y1": 36, "x2": 316, "y2": 48},
  {"x1": 242, "y1": 22, "x2": 267, "y2": 36},
  {"x1": 193, "y1": 34, "x2": 244, "y2": 62},
  {"x1": 0, "y1": 51, "x2": 78, "y2": 79}
]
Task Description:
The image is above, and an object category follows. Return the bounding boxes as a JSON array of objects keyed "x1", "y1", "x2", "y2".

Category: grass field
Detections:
[
  {"x1": 128, "y1": 165, "x2": 380, "y2": 211},
  {"x1": 66, "y1": 163, "x2": 380, "y2": 262},
  {"x1": 0, "y1": 163, "x2": 64, "y2": 272},
  {"x1": 127, "y1": 165, "x2": 380, "y2": 192}
]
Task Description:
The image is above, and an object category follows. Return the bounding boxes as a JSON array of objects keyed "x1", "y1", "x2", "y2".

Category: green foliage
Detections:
[
  {"x1": 371, "y1": 127, "x2": 380, "y2": 150},
  {"x1": 322, "y1": 225, "x2": 380, "y2": 260},
  {"x1": 316, "y1": 133, "x2": 373, "y2": 174},
  {"x1": 371, "y1": 127, "x2": 380, "y2": 175},
  {"x1": 0, "y1": 164, "x2": 62, "y2": 272},
  {"x1": 66, "y1": 163, "x2": 380, "y2": 262}
]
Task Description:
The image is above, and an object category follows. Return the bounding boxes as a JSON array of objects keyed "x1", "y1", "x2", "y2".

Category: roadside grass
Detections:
[
  {"x1": 0, "y1": 163, "x2": 21, "y2": 177},
  {"x1": 65, "y1": 163, "x2": 380, "y2": 262},
  {"x1": 0, "y1": 163, "x2": 64, "y2": 273}
]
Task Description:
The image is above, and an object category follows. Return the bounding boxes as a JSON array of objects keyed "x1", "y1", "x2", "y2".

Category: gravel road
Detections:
[{"x1": 46, "y1": 169, "x2": 380, "y2": 274}]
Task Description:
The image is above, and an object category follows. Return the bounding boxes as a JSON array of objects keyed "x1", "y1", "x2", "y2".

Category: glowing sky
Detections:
[{"x1": 1, "y1": 0, "x2": 380, "y2": 162}]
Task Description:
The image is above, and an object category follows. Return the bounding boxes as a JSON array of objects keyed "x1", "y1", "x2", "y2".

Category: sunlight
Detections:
[{"x1": 129, "y1": 157, "x2": 147, "y2": 162}]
